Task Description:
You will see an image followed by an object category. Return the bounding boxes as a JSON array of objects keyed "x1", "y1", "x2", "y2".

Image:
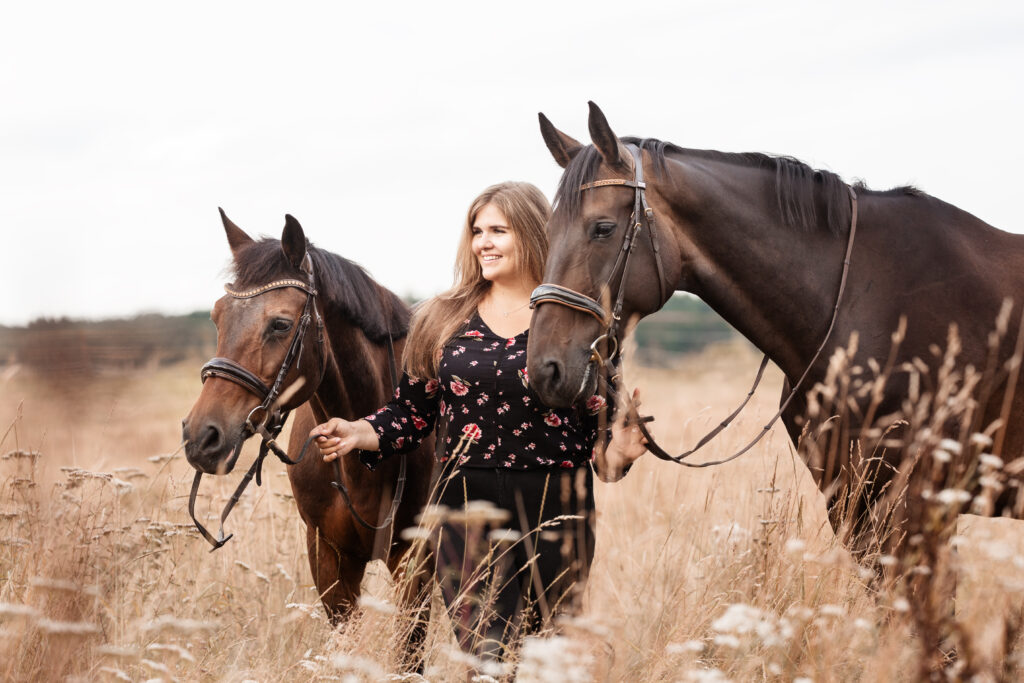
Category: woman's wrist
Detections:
[{"x1": 355, "y1": 419, "x2": 382, "y2": 452}]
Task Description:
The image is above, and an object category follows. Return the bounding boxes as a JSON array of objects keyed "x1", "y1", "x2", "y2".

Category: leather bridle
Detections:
[
  {"x1": 189, "y1": 253, "x2": 406, "y2": 550},
  {"x1": 530, "y1": 143, "x2": 860, "y2": 468}
]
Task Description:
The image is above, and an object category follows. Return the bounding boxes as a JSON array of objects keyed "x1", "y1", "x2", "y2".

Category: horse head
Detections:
[
  {"x1": 182, "y1": 210, "x2": 327, "y2": 474},
  {"x1": 528, "y1": 102, "x2": 682, "y2": 408}
]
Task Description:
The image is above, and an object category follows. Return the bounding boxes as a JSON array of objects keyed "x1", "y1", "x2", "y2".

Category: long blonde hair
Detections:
[{"x1": 403, "y1": 181, "x2": 551, "y2": 379}]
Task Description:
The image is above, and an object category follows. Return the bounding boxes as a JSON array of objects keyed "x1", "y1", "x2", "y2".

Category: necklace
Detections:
[{"x1": 500, "y1": 301, "x2": 531, "y2": 318}]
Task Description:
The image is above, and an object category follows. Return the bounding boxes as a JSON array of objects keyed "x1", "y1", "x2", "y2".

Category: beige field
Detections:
[{"x1": 2, "y1": 342, "x2": 1024, "y2": 681}]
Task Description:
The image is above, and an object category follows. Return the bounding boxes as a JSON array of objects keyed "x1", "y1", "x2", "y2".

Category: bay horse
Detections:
[
  {"x1": 527, "y1": 102, "x2": 1024, "y2": 556},
  {"x1": 181, "y1": 211, "x2": 434, "y2": 664}
]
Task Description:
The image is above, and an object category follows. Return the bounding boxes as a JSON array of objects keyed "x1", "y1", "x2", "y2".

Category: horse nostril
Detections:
[
  {"x1": 198, "y1": 424, "x2": 222, "y2": 455},
  {"x1": 544, "y1": 359, "x2": 563, "y2": 387}
]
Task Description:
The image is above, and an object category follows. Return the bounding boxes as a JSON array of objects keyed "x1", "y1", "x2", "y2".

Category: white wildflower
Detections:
[
  {"x1": 892, "y1": 598, "x2": 910, "y2": 613},
  {"x1": 36, "y1": 619, "x2": 101, "y2": 635},
  {"x1": 971, "y1": 433, "x2": 994, "y2": 448},
  {"x1": 684, "y1": 667, "x2": 731, "y2": 681},
  {"x1": 784, "y1": 538, "x2": 806, "y2": 554},
  {"x1": 666, "y1": 640, "x2": 705, "y2": 654},
  {"x1": 146, "y1": 643, "x2": 195, "y2": 662},
  {"x1": 711, "y1": 633, "x2": 739, "y2": 648},
  {"x1": 0, "y1": 603, "x2": 39, "y2": 619},
  {"x1": 98, "y1": 667, "x2": 131, "y2": 682},
  {"x1": 711, "y1": 523, "x2": 751, "y2": 547},
  {"x1": 980, "y1": 453, "x2": 1004, "y2": 469},
  {"x1": 329, "y1": 654, "x2": 386, "y2": 678},
  {"x1": 357, "y1": 595, "x2": 397, "y2": 615},
  {"x1": 932, "y1": 449, "x2": 952, "y2": 464},
  {"x1": 400, "y1": 526, "x2": 433, "y2": 542},
  {"x1": 488, "y1": 528, "x2": 522, "y2": 544},
  {"x1": 935, "y1": 489, "x2": 971, "y2": 506},
  {"x1": 938, "y1": 438, "x2": 963, "y2": 455},
  {"x1": 854, "y1": 618, "x2": 873, "y2": 631},
  {"x1": 140, "y1": 615, "x2": 219, "y2": 635},
  {"x1": 818, "y1": 604, "x2": 846, "y2": 617},
  {"x1": 518, "y1": 635, "x2": 592, "y2": 682}
]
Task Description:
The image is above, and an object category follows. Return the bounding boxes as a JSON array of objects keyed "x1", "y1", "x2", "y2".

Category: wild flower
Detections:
[
  {"x1": 518, "y1": 635, "x2": 593, "y2": 683},
  {"x1": 665, "y1": 640, "x2": 705, "y2": 654},
  {"x1": 400, "y1": 526, "x2": 433, "y2": 542},
  {"x1": 0, "y1": 603, "x2": 39, "y2": 619},
  {"x1": 683, "y1": 667, "x2": 730, "y2": 682},
  {"x1": 487, "y1": 528, "x2": 522, "y2": 544},
  {"x1": 97, "y1": 667, "x2": 131, "y2": 681},
  {"x1": 140, "y1": 615, "x2": 219, "y2": 635},
  {"x1": 35, "y1": 619, "x2": 101, "y2": 635},
  {"x1": 146, "y1": 642, "x2": 195, "y2": 662},
  {"x1": 357, "y1": 595, "x2": 397, "y2": 615},
  {"x1": 934, "y1": 489, "x2": 971, "y2": 506}
]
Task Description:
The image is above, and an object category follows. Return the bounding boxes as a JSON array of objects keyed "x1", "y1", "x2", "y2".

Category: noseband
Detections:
[
  {"x1": 531, "y1": 144, "x2": 860, "y2": 468},
  {"x1": 189, "y1": 255, "x2": 325, "y2": 549}
]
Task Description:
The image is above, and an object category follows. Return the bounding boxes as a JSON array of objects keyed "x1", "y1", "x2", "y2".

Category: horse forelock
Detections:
[{"x1": 229, "y1": 238, "x2": 409, "y2": 343}]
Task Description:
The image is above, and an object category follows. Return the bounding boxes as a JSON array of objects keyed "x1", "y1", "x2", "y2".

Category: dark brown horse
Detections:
[
  {"x1": 181, "y1": 212, "x2": 434, "y2": 663},
  {"x1": 527, "y1": 102, "x2": 1024, "y2": 552}
]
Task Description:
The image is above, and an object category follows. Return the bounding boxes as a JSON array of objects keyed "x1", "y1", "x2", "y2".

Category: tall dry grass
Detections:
[{"x1": 2, "y1": 336, "x2": 1024, "y2": 681}]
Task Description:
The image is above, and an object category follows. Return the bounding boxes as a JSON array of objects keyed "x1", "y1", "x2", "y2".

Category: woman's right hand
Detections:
[{"x1": 310, "y1": 418, "x2": 378, "y2": 462}]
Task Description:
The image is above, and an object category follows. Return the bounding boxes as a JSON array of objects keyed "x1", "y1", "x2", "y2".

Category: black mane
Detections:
[
  {"x1": 554, "y1": 137, "x2": 920, "y2": 235},
  {"x1": 229, "y1": 238, "x2": 409, "y2": 343}
]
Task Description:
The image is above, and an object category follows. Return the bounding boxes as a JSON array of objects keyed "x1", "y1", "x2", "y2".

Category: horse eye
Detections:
[
  {"x1": 592, "y1": 222, "x2": 617, "y2": 239},
  {"x1": 270, "y1": 318, "x2": 293, "y2": 333}
]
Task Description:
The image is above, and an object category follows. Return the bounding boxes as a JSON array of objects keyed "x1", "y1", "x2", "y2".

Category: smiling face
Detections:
[{"x1": 471, "y1": 202, "x2": 521, "y2": 285}]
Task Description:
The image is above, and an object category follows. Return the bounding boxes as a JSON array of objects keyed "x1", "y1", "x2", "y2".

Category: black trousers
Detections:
[{"x1": 432, "y1": 465, "x2": 596, "y2": 660}]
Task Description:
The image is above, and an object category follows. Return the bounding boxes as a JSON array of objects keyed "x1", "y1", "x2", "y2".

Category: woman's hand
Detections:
[
  {"x1": 309, "y1": 418, "x2": 379, "y2": 462},
  {"x1": 597, "y1": 389, "x2": 650, "y2": 483}
]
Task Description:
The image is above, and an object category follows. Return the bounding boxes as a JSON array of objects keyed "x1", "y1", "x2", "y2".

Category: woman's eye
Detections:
[
  {"x1": 593, "y1": 222, "x2": 617, "y2": 238},
  {"x1": 270, "y1": 319, "x2": 293, "y2": 333}
]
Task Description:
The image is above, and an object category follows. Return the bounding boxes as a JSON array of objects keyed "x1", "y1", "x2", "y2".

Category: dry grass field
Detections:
[{"x1": 2, "y1": 341, "x2": 1024, "y2": 681}]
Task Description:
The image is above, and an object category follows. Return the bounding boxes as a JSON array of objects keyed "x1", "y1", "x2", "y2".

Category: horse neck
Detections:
[
  {"x1": 664, "y1": 158, "x2": 851, "y2": 378},
  {"x1": 310, "y1": 310, "x2": 394, "y2": 426}
]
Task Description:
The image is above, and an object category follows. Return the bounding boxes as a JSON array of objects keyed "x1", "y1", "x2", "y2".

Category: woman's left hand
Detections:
[{"x1": 597, "y1": 389, "x2": 650, "y2": 483}]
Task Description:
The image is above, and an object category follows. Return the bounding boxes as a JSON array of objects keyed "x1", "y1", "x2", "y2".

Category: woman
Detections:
[{"x1": 311, "y1": 181, "x2": 645, "y2": 663}]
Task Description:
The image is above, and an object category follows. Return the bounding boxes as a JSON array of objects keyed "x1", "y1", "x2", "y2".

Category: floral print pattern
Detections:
[{"x1": 360, "y1": 312, "x2": 600, "y2": 470}]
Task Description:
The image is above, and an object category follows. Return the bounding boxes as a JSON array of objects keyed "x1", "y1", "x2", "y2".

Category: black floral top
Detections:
[{"x1": 360, "y1": 313, "x2": 607, "y2": 471}]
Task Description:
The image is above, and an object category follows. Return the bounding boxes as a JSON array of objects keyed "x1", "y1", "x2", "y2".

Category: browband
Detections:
[{"x1": 224, "y1": 279, "x2": 317, "y2": 299}]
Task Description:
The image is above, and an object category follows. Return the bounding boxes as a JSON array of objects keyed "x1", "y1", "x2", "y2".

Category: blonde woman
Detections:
[{"x1": 312, "y1": 181, "x2": 645, "y2": 663}]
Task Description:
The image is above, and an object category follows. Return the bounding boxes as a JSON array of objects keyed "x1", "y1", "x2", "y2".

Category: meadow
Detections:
[{"x1": 2, "y1": 339, "x2": 1023, "y2": 682}]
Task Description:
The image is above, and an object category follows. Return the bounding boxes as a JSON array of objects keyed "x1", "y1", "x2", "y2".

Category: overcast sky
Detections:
[{"x1": 2, "y1": 1, "x2": 1022, "y2": 325}]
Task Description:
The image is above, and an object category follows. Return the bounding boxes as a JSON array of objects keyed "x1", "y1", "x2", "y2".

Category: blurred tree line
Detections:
[{"x1": 0, "y1": 295, "x2": 735, "y2": 377}]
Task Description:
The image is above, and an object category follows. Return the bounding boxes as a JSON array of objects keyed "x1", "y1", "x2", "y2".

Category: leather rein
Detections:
[
  {"x1": 530, "y1": 143, "x2": 859, "y2": 468},
  {"x1": 189, "y1": 253, "x2": 406, "y2": 550}
]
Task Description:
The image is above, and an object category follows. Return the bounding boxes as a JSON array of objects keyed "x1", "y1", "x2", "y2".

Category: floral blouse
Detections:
[{"x1": 360, "y1": 312, "x2": 607, "y2": 471}]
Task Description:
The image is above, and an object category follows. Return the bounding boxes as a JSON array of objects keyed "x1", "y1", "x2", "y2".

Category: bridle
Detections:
[
  {"x1": 189, "y1": 253, "x2": 406, "y2": 550},
  {"x1": 530, "y1": 143, "x2": 859, "y2": 468}
]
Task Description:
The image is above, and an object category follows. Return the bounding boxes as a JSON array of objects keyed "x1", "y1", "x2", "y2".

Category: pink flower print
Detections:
[
  {"x1": 496, "y1": 369, "x2": 502, "y2": 376},
  {"x1": 469, "y1": 360, "x2": 478, "y2": 366},
  {"x1": 453, "y1": 423, "x2": 482, "y2": 457},
  {"x1": 412, "y1": 415, "x2": 427, "y2": 430},
  {"x1": 507, "y1": 354, "x2": 517, "y2": 360},
  {"x1": 527, "y1": 442, "x2": 536, "y2": 450},
  {"x1": 518, "y1": 368, "x2": 529, "y2": 388},
  {"x1": 395, "y1": 436, "x2": 405, "y2": 449},
  {"x1": 439, "y1": 399, "x2": 447, "y2": 415},
  {"x1": 464, "y1": 330, "x2": 484, "y2": 338},
  {"x1": 449, "y1": 375, "x2": 469, "y2": 396},
  {"x1": 544, "y1": 413, "x2": 562, "y2": 428},
  {"x1": 424, "y1": 378, "x2": 440, "y2": 395},
  {"x1": 559, "y1": 444, "x2": 567, "y2": 451},
  {"x1": 461, "y1": 406, "x2": 469, "y2": 414},
  {"x1": 520, "y1": 422, "x2": 531, "y2": 430},
  {"x1": 522, "y1": 396, "x2": 531, "y2": 406},
  {"x1": 476, "y1": 392, "x2": 490, "y2": 406},
  {"x1": 560, "y1": 460, "x2": 574, "y2": 468},
  {"x1": 505, "y1": 337, "x2": 515, "y2": 348},
  {"x1": 512, "y1": 429, "x2": 521, "y2": 436},
  {"x1": 586, "y1": 395, "x2": 607, "y2": 414}
]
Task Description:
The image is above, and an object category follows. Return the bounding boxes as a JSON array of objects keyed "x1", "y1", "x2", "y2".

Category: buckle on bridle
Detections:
[{"x1": 245, "y1": 404, "x2": 269, "y2": 434}]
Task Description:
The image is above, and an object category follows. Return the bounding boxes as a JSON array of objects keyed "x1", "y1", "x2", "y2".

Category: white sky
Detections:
[{"x1": 2, "y1": 1, "x2": 1022, "y2": 325}]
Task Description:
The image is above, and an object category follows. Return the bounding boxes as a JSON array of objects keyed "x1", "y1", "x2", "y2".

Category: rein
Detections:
[
  {"x1": 189, "y1": 254, "x2": 405, "y2": 550},
  {"x1": 530, "y1": 143, "x2": 860, "y2": 467}
]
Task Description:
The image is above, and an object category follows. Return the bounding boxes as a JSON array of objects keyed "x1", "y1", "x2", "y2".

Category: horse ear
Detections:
[
  {"x1": 219, "y1": 208, "x2": 255, "y2": 258},
  {"x1": 587, "y1": 101, "x2": 632, "y2": 172},
  {"x1": 281, "y1": 214, "x2": 307, "y2": 269},
  {"x1": 538, "y1": 112, "x2": 583, "y2": 168}
]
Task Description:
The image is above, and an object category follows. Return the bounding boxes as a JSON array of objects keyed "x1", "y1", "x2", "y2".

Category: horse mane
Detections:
[
  {"x1": 554, "y1": 137, "x2": 921, "y2": 236},
  {"x1": 229, "y1": 238, "x2": 410, "y2": 344}
]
